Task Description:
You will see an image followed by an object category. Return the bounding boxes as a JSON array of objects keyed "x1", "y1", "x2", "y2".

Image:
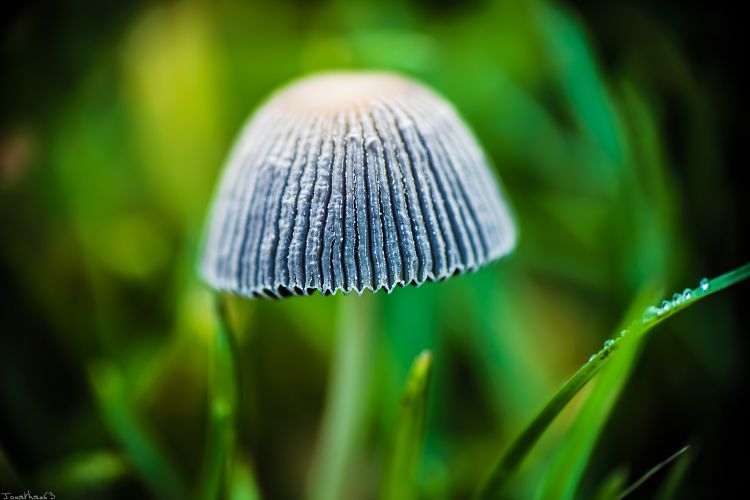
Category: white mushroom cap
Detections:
[{"x1": 201, "y1": 71, "x2": 516, "y2": 298}]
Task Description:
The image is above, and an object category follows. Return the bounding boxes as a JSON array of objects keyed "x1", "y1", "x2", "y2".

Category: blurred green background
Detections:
[{"x1": 1, "y1": 0, "x2": 748, "y2": 498}]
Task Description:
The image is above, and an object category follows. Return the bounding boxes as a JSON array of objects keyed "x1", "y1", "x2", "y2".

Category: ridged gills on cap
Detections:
[{"x1": 201, "y1": 72, "x2": 516, "y2": 298}]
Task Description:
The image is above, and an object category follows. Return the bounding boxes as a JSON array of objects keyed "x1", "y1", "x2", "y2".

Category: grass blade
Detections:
[
  {"x1": 476, "y1": 262, "x2": 750, "y2": 499},
  {"x1": 538, "y1": 2, "x2": 625, "y2": 170},
  {"x1": 536, "y1": 286, "x2": 660, "y2": 499},
  {"x1": 653, "y1": 444, "x2": 693, "y2": 500},
  {"x1": 307, "y1": 294, "x2": 376, "y2": 500},
  {"x1": 381, "y1": 350, "x2": 433, "y2": 500},
  {"x1": 618, "y1": 445, "x2": 690, "y2": 499},
  {"x1": 89, "y1": 361, "x2": 185, "y2": 499},
  {"x1": 230, "y1": 453, "x2": 262, "y2": 500},
  {"x1": 36, "y1": 450, "x2": 129, "y2": 495},
  {"x1": 592, "y1": 467, "x2": 629, "y2": 500},
  {"x1": 197, "y1": 295, "x2": 239, "y2": 500}
]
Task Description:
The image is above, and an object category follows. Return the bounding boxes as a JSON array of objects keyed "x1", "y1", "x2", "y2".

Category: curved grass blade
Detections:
[
  {"x1": 381, "y1": 350, "x2": 433, "y2": 500},
  {"x1": 476, "y1": 262, "x2": 750, "y2": 499},
  {"x1": 653, "y1": 444, "x2": 693, "y2": 500},
  {"x1": 89, "y1": 361, "x2": 185, "y2": 500},
  {"x1": 197, "y1": 295, "x2": 239, "y2": 500},
  {"x1": 536, "y1": 286, "x2": 660, "y2": 499},
  {"x1": 618, "y1": 445, "x2": 690, "y2": 499}
]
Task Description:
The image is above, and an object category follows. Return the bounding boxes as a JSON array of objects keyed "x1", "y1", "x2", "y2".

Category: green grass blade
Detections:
[
  {"x1": 230, "y1": 453, "x2": 262, "y2": 500},
  {"x1": 307, "y1": 294, "x2": 376, "y2": 500},
  {"x1": 536, "y1": 286, "x2": 660, "y2": 499},
  {"x1": 618, "y1": 445, "x2": 690, "y2": 499},
  {"x1": 476, "y1": 262, "x2": 750, "y2": 499},
  {"x1": 653, "y1": 444, "x2": 693, "y2": 500},
  {"x1": 381, "y1": 350, "x2": 433, "y2": 500},
  {"x1": 36, "y1": 450, "x2": 130, "y2": 495},
  {"x1": 592, "y1": 467, "x2": 629, "y2": 500},
  {"x1": 89, "y1": 361, "x2": 185, "y2": 500},
  {"x1": 537, "y1": 2, "x2": 625, "y2": 170},
  {"x1": 197, "y1": 295, "x2": 239, "y2": 500},
  {"x1": 474, "y1": 330, "x2": 636, "y2": 500}
]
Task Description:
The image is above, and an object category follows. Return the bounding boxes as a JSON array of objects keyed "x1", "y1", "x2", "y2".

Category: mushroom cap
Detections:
[{"x1": 200, "y1": 71, "x2": 516, "y2": 298}]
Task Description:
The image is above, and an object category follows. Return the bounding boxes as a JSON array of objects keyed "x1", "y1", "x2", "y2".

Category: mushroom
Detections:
[
  {"x1": 198, "y1": 71, "x2": 517, "y2": 499},
  {"x1": 200, "y1": 71, "x2": 516, "y2": 298}
]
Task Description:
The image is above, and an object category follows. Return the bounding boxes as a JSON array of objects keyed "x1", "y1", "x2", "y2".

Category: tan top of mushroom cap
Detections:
[{"x1": 268, "y1": 71, "x2": 424, "y2": 115}]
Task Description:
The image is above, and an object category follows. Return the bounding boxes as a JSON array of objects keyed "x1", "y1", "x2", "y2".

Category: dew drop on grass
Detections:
[
  {"x1": 700, "y1": 277, "x2": 710, "y2": 291},
  {"x1": 682, "y1": 288, "x2": 693, "y2": 300},
  {"x1": 642, "y1": 305, "x2": 660, "y2": 321},
  {"x1": 603, "y1": 339, "x2": 615, "y2": 348},
  {"x1": 660, "y1": 300, "x2": 671, "y2": 312}
]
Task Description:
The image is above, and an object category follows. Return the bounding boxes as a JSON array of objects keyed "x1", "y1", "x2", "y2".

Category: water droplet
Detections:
[
  {"x1": 603, "y1": 339, "x2": 615, "y2": 348},
  {"x1": 619, "y1": 330, "x2": 627, "y2": 337},
  {"x1": 660, "y1": 300, "x2": 671, "y2": 312},
  {"x1": 700, "y1": 278, "x2": 709, "y2": 291},
  {"x1": 672, "y1": 293, "x2": 682, "y2": 303},
  {"x1": 642, "y1": 305, "x2": 660, "y2": 321},
  {"x1": 682, "y1": 288, "x2": 693, "y2": 300}
]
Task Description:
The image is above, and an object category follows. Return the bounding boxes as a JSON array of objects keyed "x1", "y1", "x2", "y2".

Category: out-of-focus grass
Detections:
[
  {"x1": 0, "y1": 0, "x2": 746, "y2": 498},
  {"x1": 35, "y1": 450, "x2": 130, "y2": 497},
  {"x1": 381, "y1": 350, "x2": 432, "y2": 500},
  {"x1": 88, "y1": 361, "x2": 185, "y2": 499},
  {"x1": 197, "y1": 297, "x2": 238, "y2": 500},
  {"x1": 229, "y1": 453, "x2": 261, "y2": 500},
  {"x1": 592, "y1": 467, "x2": 629, "y2": 500}
]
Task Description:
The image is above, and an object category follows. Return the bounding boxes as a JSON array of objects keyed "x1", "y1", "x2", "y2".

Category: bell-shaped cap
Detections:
[{"x1": 200, "y1": 72, "x2": 516, "y2": 298}]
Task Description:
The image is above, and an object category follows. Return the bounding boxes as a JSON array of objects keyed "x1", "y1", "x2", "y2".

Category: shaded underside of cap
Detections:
[{"x1": 200, "y1": 72, "x2": 516, "y2": 298}]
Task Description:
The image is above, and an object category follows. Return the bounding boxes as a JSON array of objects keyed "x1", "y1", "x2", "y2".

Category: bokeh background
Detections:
[{"x1": 1, "y1": 0, "x2": 748, "y2": 498}]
